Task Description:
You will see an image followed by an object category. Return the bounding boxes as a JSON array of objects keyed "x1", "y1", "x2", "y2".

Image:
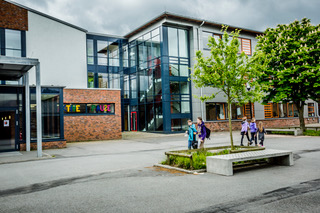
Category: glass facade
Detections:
[
  {"x1": 30, "y1": 88, "x2": 64, "y2": 141},
  {"x1": 86, "y1": 26, "x2": 191, "y2": 132},
  {"x1": 86, "y1": 34, "x2": 124, "y2": 89}
]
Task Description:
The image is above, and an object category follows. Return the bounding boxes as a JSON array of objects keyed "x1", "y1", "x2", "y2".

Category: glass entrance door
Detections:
[
  {"x1": 0, "y1": 111, "x2": 17, "y2": 152},
  {"x1": 131, "y1": 111, "x2": 137, "y2": 131}
]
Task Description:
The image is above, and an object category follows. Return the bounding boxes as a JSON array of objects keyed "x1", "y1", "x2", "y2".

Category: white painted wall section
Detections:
[{"x1": 26, "y1": 11, "x2": 87, "y2": 88}]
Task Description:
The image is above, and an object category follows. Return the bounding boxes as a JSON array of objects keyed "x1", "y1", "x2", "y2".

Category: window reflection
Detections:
[
  {"x1": 5, "y1": 29, "x2": 22, "y2": 57},
  {"x1": 98, "y1": 73, "x2": 108, "y2": 88},
  {"x1": 88, "y1": 72, "x2": 94, "y2": 88}
]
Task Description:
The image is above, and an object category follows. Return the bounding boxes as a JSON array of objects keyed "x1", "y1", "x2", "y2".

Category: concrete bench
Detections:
[
  {"x1": 206, "y1": 149, "x2": 294, "y2": 176},
  {"x1": 266, "y1": 128, "x2": 300, "y2": 136}
]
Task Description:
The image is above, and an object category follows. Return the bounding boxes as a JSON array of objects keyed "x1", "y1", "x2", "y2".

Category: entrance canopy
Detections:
[
  {"x1": 0, "y1": 56, "x2": 37, "y2": 80},
  {"x1": 0, "y1": 56, "x2": 42, "y2": 157}
]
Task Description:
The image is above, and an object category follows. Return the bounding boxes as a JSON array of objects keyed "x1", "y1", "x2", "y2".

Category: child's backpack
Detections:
[{"x1": 205, "y1": 126, "x2": 211, "y2": 139}]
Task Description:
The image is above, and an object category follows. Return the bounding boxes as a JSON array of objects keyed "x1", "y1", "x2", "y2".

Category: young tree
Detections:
[
  {"x1": 256, "y1": 18, "x2": 320, "y2": 132},
  {"x1": 191, "y1": 26, "x2": 265, "y2": 150}
]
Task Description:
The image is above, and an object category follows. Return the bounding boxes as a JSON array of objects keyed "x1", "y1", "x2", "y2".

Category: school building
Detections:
[{"x1": 0, "y1": 0, "x2": 319, "y2": 153}]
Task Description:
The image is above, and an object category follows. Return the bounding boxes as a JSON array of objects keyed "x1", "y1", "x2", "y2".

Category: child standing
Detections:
[
  {"x1": 185, "y1": 120, "x2": 197, "y2": 150},
  {"x1": 197, "y1": 117, "x2": 206, "y2": 149},
  {"x1": 258, "y1": 121, "x2": 266, "y2": 147},
  {"x1": 240, "y1": 117, "x2": 250, "y2": 146},
  {"x1": 249, "y1": 118, "x2": 258, "y2": 146}
]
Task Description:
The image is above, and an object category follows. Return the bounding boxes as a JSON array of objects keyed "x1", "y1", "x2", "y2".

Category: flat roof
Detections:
[
  {"x1": 0, "y1": 56, "x2": 38, "y2": 80},
  {"x1": 5, "y1": 0, "x2": 88, "y2": 33},
  {"x1": 125, "y1": 12, "x2": 264, "y2": 38}
]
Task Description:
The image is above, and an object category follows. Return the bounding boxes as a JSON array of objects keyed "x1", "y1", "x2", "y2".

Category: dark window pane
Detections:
[
  {"x1": 171, "y1": 102, "x2": 180, "y2": 113},
  {"x1": 170, "y1": 81, "x2": 179, "y2": 94},
  {"x1": 171, "y1": 119, "x2": 181, "y2": 131},
  {"x1": 206, "y1": 103, "x2": 216, "y2": 121}
]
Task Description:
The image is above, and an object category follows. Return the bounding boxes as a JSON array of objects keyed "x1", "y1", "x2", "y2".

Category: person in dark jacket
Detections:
[
  {"x1": 258, "y1": 121, "x2": 267, "y2": 147},
  {"x1": 197, "y1": 117, "x2": 206, "y2": 149}
]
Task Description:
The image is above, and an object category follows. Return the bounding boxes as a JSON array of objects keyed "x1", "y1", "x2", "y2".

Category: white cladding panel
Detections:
[{"x1": 26, "y1": 11, "x2": 87, "y2": 88}]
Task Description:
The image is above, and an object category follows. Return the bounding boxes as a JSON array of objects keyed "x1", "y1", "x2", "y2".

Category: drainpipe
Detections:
[{"x1": 198, "y1": 21, "x2": 205, "y2": 120}]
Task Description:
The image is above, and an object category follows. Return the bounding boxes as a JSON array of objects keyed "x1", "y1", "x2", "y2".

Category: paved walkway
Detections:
[{"x1": 0, "y1": 131, "x2": 319, "y2": 212}]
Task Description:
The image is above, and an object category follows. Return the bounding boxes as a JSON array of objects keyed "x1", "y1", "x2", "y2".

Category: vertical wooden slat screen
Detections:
[{"x1": 241, "y1": 38, "x2": 251, "y2": 55}]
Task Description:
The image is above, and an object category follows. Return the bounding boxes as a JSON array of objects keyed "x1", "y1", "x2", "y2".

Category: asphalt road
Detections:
[{"x1": 0, "y1": 132, "x2": 319, "y2": 213}]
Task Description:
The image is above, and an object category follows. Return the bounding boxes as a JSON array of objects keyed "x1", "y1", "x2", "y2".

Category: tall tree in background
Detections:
[
  {"x1": 256, "y1": 18, "x2": 320, "y2": 132},
  {"x1": 191, "y1": 26, "x2": 265, "y2": 150}
]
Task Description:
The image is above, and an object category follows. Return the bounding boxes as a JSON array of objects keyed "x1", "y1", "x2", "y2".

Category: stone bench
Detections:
[
  {"x1": 265, "y1": 128, "x2": 300, "y2": 136},
  {"x1": 206, "y1": 149, "x2": 294, "y2": 176}
]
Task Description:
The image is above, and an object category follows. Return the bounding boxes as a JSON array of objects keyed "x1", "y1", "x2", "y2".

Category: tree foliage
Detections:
[
  {"x1": 191, "y1": 26, "x2": 265, "y2": 149},
  {"x1": 256, "y1": 18, "x2": 320, "y2": 131}
]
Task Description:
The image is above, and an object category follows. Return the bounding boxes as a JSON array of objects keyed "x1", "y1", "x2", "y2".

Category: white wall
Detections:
[{"x1": 26, "y1": 11, "x2": 87, "y2": 88}]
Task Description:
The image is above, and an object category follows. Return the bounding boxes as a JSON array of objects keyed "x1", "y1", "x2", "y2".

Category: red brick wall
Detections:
[
  {"x1": 0, "y1": 0, "x2": 28, "y2": 31},
  {"x1": 19, "y1": 140, "x2": 66, "y2": 151},
  {"x1": 63, "y1": 89, "x2": 122, "y2": 142},
  {"x1": 203, "y1": 117, "x2": 319, "y2": 132}
]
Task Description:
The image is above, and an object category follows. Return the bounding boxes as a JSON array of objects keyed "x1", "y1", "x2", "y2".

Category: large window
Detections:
[
  {"x1": 87, "y1": 39, "x2": 94, "y2": 65},
  {"x1": 30, "y1": 89, "x2": 63, "y2": 140},
  {"x1": 109, "y1": 43, "x2": 119, "y2": 66},
  {"x1": 264, "y1": 103, "x2": 298, "y2": 118},
  {"x1": 206, "y1": 102, "x2": 252, "y2": 121},
  {"x1": 97, "y1": 40, "x2": 108, "y2": 66},
  {"x1": 168, "y1": 27, "x2": 189, "y2": 58},
  {"x1": 5, "y1": 29, "x2": 22, "y2": 57}
]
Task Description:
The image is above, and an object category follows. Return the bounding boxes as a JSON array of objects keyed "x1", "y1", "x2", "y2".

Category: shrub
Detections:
[
  {"x1": 163, "y1": 149, "x2": 229, "y2": 170},
  {"x1": 303, "y1": 130, "x2": 320, "y2": 136}
]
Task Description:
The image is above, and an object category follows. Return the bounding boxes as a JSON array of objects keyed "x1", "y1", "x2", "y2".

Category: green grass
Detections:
[
  {"x1": 303, "y1": 130, "x2": 320, "y2": 136},
  {"x1": 270, "y1": 131, "x2": 294, "y2": 135}
]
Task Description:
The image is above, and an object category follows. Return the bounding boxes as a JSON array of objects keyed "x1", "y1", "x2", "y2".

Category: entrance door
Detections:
[
  {"x1": 131, "y1": 111, "x2": 137, "y2": 131},
  {"x1": 0, "y1": 111, "x2": 17, "y2": 152}
]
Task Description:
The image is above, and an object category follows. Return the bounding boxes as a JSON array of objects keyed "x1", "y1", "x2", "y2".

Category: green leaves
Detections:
[
  {"x1": 256, "y1": 18, "x2": 320, "y2": 103},
  {"x1": 191, "y1": 26, "x2": 264, "y2": 105}
]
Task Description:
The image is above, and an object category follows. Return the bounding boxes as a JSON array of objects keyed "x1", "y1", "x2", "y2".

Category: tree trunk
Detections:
[
  {"x1": 228, "y1": 96, "x2": 234, "y2": 150},
  {"x1": 295, "y1": 101, "x2": 306, "y2": 132}
]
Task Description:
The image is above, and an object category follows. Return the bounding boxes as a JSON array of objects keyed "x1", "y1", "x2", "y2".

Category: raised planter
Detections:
[{"x1": 162, "y1": 146, "x2": 265, "y2": 171}]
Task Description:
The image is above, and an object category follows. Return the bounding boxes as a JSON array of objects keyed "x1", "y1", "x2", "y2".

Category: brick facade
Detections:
[
  {"x1": 203, "y1": 117, "x2": 319, "y2": 132},
  {"x1": 0, "y1": 0, "x2": 28, "y2": 31},
  {"x1": 63, "y1": 89, "x2": 122, "y2": 142},
  {"x1": 19, "y1": 140, "x2": 66, "y2": 151}
]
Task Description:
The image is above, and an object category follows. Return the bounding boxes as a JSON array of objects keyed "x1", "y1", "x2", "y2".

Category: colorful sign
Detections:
[{"x1": 63, "y1": 103, "x2": 115, "y2": 114}]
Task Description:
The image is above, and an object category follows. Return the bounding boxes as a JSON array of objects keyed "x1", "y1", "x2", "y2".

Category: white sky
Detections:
[{"x1": 10, "y1": 0, "x2": 320, "y2": 36}]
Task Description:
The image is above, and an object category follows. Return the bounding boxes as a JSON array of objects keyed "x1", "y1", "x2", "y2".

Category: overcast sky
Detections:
[{"x1": 11, "y1": 0, "x2": 320, "y2": 36}]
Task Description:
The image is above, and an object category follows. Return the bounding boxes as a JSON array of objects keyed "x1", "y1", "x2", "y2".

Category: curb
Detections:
[
  {"x1": 154, "y1": 163, "x2": 206, "y2": 174},
  {"x1": 0, "y1": 152, "x2": 53, "y2": 165}
]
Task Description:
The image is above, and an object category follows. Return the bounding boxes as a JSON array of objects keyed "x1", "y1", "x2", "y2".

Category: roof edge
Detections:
[{"x1": 125, "y1": 11, "x2": 264, "y2": 38}]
